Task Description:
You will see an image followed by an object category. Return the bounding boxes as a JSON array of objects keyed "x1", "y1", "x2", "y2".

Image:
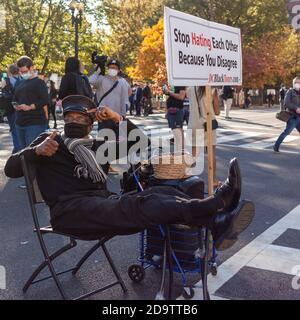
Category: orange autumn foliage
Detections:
[
  {"x1": 130, "y1": 20, "x2": 300, "y2": 89},
  {"x1": 128, "y1": 18, "x2": 167, "y2": 86}
]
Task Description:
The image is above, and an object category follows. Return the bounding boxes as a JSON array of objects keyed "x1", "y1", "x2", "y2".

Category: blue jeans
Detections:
[
  {"x1": 167, "y1": 108, "x2": 184, "y2": 129},
  {"x1": 275, "y1": 116, "x2": 300, "y2": 149},
  {"x1": 6, "y1": 112, "x2": 20, "y2": 153},
  {"x1": 16, "y1": 124, "x2": 48, "y2": 150}
]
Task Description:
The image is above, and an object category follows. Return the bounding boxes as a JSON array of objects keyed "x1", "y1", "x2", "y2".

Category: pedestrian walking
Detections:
[
  {"x1": 134, "y1": 83, "x2": 143, "y2": 117},
  {"x1": 267, "y1": 92, "x2": 275, "y2": 108},
  {"x1": 222, "y1": 86, "x2": 234, "y2": 120},
  {"x1": 274, "y1": 77, "x2": 300, "y2": 153},
  {"x1": 47, "y1": 80, "x2": 58, "y2": 129},
  {"x1": 14, "y1": 56, "x2": 48, "y2": 150},
  {"x1": 183, "y1": 97, "x2": 190, "y2": 125},
  {"x1": 279, "y1": 84, "x2": 287, "y2": 111},
  {"x1": 244, "y1": 92, "x2": 251, "y2": 109},
  {"x1": 58, "y1": 57, "x2": 93, "y2": 100},
  {"x1": 129, "y1": 84, "x2": 136, "y2": 116},
  {"x1": 142, "y1": 82, "x2": 153, "y2": 116},
  {"x1": 164, "y1": 85, "x2": 186, "y2": 153},
  {"x1": 0, "y1": 64, "x2": 22, "y2": 153}
]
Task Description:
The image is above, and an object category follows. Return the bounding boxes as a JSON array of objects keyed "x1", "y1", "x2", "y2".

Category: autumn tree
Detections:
[
  {"x1": 94, "y1": 0, "x2": 164, "y2": 68},
  {"x1": 128, "y1": 18, "x2": 166, "y2": 83},
  {"x1": 130, "y1": 0, "x2": 293, "y2": 90},
  {"x1": 243, "y1": 27, "x2": 300, "y2": 88}
]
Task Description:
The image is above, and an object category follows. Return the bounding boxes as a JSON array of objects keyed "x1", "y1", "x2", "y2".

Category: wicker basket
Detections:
[{"x1": 151, "y1": 153, "x2": 194, "y2": 180}]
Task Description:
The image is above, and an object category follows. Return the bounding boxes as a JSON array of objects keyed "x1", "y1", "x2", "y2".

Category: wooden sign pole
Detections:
[{"x1": 205, "y1": 86, "x2": 214, "y2": 196}]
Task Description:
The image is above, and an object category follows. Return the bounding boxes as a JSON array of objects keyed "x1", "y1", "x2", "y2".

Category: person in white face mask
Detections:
[
  {"x1": 274, "y1": 77, "x2": 300, "y2": 152},
  {"x1": 89, "y1": 59, "x2": 130, "y2": 123},
  {"x1": 13, "y1": 56, "x2": 49, "y2": 151},
  {"x1": 89, "y1": 59, "x2": 131, "y2": 174}
]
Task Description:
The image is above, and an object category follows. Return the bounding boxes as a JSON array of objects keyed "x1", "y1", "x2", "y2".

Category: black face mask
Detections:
[{"x1": 64, "y1": 123, "x2": 90, "y2": 139}]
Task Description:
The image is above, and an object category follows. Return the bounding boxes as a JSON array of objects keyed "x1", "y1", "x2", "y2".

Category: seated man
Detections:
[{"x1": 4, "y1": 95, "x2": 255, "y2": 251}]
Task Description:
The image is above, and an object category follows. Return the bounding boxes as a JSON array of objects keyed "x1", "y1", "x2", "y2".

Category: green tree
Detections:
[
  {"x1": 0, "y1": 0, "x2": 103, "y2": 74},
  {"x1": 94, "y1": 0, "x2": 164, "y2": 68}
]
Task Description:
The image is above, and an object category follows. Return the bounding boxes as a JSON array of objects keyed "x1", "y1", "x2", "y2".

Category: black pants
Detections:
[
  {"x1": 47, "y1": 102, "x2": 57, "y2": 127},
  {"x1": 51, "y1": 186, "x2": 221, "y2": 239}
]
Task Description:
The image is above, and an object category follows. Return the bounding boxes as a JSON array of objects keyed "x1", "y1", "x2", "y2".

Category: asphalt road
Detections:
[{"x1": 0, "y1": 106, "x2": 300, "y2": 300}]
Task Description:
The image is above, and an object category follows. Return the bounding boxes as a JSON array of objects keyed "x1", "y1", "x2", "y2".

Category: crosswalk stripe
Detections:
[
  {"x1": 242, "y1": 136, "x2": 299, "y2": 149},
  {"x1": 217, "y1": 132, "x2": 264, "y2": 144},
  {"x1": 201, "y1": 204, "x2": 300, "y2": 297},
  {"x1": 247, "y1": 245, "x2": 300, "y2": 276}
]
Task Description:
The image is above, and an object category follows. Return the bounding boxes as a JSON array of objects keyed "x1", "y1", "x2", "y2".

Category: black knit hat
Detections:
[{"x1": 62, "y1": 95, "x2": 96, "y2": 123}]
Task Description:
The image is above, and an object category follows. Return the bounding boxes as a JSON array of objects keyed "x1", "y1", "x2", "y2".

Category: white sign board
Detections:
[{"x1": 164, "y1": 7, "x2": 242, "y2": 86}]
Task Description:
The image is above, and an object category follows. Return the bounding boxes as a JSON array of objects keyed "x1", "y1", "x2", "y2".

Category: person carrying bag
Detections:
[
  {"x1": 274, "y1": 77, "x2": 300, "y2": 152},
  {"x1": 187, "y1": 86, "x2": 220, "y2": 188}
]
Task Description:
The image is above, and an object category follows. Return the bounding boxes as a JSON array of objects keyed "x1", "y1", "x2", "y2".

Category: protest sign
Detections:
[{"x1": 164, "y1": 7, "x2": 242, "y2": 87}]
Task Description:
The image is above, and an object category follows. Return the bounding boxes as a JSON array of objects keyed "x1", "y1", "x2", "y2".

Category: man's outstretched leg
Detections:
[{"x1": 52, "y1": 159, "x2": 255, "y2": 251}]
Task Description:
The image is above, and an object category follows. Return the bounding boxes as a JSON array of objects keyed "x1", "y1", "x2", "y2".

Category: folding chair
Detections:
[{"x1": 20, "y1": 155, "x2": 127, "y2": 300}]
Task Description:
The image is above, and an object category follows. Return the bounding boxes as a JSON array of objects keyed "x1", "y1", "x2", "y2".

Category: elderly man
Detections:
[{"x1": 4, "y1": 95, "x2": 255, "y2": 250}]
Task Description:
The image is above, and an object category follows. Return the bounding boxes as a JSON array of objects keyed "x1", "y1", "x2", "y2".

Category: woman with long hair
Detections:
[{"x1": 58, "y1": 57, "x2": 92, "y2": 100}]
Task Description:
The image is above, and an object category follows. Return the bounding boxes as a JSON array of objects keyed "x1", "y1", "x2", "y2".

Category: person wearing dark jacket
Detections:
[
  {"x1": 58, "y1": 57, "x2": 93, "y2": 100},
  {"x1": 142, "y1": 83, "x2": 153, "y2": 115},
  {"x1": 14, "y1": 56, "x2": 49, "y2": 150},
  {"x1": 47, "y1": 80, "x2": 58, "y2": 129},
  {"x1": 1, "y1": 64, "x2": 22, "y2": 153},
  {"x1": 222, "y1": 86, "x2": 234, "y2": 120},
  {"x1": 4, "y1": 95, "x2": 255, "y2": 251},
  {"x1": 274, "y1": 77, "x2": 300, "y2": 152},
  {"x1": 134, "y1": 84, "x2": 143, "y2": 116}
]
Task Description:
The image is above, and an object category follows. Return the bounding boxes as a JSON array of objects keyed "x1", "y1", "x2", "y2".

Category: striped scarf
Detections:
[{"x1": 61, "y1": 133, "x2": 107, "y2": 183}]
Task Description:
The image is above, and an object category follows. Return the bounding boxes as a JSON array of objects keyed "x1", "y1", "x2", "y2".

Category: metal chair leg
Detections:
[
  {"x1": 45, "y1": 258, "x2": 69, "y2": 300},
  {"x1": 23, "y1": 240, "x2": 77, "y2": 293},
  {"x1": 155, "y1": 237, "x2": 168, "y2": 300},
  {"x1": 165, "y1": 227, "x2": 173, "y2": 300},
  {"x1": 102, "y1": 244, "x2": 127, "y2": 293},
  {"x1": 72, "y1": 241, "x2": 102, "y2": 275},
  {"x1": 155, "y1": 226, "x2": 174, "y2": 301},
  {"x1": 202, "y1": 229, "x2": 211, "y2": 301}
]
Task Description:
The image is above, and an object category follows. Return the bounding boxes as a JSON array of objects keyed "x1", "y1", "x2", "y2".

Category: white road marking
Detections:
[
  {"x1": 247, "y1": 245, "x2": 300, "y2": 276},
  {"x1": 191, "y1": 204, "x2": 300, "y2": 300},
  {"x1": 217, "y1": 132, "x2": 264, "y2": 144},
  {"x1": 242, "y1": 136, "x2": 299, "y2": 150}
]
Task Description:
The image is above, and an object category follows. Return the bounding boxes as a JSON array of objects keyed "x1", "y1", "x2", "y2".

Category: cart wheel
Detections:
[
  {"x1": 182, "y1": 287, "x2": 195, "y2": 300},
  {"x1": 210, "y1": 263, "x2": 218, "y2": 277},
  {"x1": 128, "y1": 264, "x2": 145, "y2": 283}
]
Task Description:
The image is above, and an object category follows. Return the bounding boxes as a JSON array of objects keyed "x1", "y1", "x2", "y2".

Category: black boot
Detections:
[
  {"x1": 211, "y1": 200, "x2": 255, "y2": 251},
  {"x1": 214, "y1": 158, "x2": 241, "y2": 213}
]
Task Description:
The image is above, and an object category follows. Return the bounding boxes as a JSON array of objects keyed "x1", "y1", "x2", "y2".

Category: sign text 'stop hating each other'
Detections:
[{"x1": 164, "y1": 7, "x2": 242, "y2": 87}]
